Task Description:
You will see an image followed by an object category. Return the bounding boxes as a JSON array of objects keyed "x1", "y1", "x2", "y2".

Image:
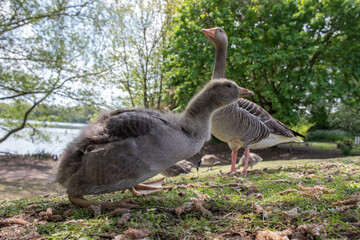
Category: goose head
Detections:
[
  {"x1": 204, "y1": 79, "x2": 254, "y2": 109},
  {"x1": 202, "y1": 27, "x2": 228, "y2": 48}
]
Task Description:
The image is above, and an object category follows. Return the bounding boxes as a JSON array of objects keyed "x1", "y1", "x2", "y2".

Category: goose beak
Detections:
[
  {"x1": 238, "y1": 87, "x2": 254, "y2": 98},
  {"x1": 202, "y1": 28, "x2": 216, "y2": 39}
]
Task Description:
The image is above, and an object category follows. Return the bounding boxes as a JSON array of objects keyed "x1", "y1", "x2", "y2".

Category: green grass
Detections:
[
  {"x1": 305, "y1": 142, "x2": 338, "y2": 151},
  {"x1": 1, "y1": 157, "x2": 360, "y2": 239}
]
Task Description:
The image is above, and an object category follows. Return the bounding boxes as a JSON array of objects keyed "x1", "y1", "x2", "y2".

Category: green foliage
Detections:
[
  {"x1": 289, "y1": 119, "x2": 314, "y2": 137},
  {"x1": 0, "y1": 102, "x2": 99, "y2": 124},
  {"x1": 0, "y1": 0, "x2": 109, "y2": 143},
  {"x1": 165, "y1": 0, "x2": 360, "y2": 126},
  {"x1": 103, "y1": 0, "x2": 177, "y2": 109},
  {"x1": 337, "y1": 139, "x2": 353, "y2": 155},
  {"x1": 329, "y1": 103, "x2": 360, "y2": 134},
  {"x1": 307, "y1": 129, "x2": 354, "y2": 142}
]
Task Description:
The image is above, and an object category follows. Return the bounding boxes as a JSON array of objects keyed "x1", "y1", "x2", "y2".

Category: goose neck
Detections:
[{"x1": 212, "y1": 45, "x2": 227, "y2": 79}]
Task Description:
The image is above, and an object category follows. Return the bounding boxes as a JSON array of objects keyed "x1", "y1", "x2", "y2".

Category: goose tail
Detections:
[{"x1": 292, "y1": 130, "x2": 306, "y2": 141}]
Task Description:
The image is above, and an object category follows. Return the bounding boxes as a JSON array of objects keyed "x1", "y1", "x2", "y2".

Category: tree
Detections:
[
  {"x1": 0, "y1": 0, "x2": 108, "y2": 143},
  {"x1": 329, "y1": 103, "x2": 360, "y2": 134},
  {"x1": 104, "y1": 0, "x2": 178, "y2": 109},
  {"x1": 164, "y1": 0, "x2": 360, "y2": 126}
]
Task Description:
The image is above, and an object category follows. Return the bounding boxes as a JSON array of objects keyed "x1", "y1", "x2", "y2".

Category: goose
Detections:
[
  {"x1": 161, "y1": 160, "x2": 194, "y2": 180},
  {"x1": 238, "y1": 152, "x2": 262, "y2": 170},
  {"x1": 202, "y1": 27, "x2": 304, "y2": 175},
  {"x1": 54, "y1": 79, "x2": 254, "y2": 208},
  {"x1": 199, "y1": 154, "x2": 221, "y2": 171}
]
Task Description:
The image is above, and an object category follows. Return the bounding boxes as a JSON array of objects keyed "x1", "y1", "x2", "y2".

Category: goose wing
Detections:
[
  {"x1": 80, "y1": 109, "x2": 174, "y2": 188},
  {"x1": 236, "y1": 99, "x2": 297, "y2": 139}
]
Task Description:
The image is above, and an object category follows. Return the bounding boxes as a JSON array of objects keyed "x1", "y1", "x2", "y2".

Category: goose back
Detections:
[
  {"x1": 56, "y1": 109, "x2": 206, "y2": 196},
  {"x1": 211, "y1": 99, "x2": 302, "y2": 150}
]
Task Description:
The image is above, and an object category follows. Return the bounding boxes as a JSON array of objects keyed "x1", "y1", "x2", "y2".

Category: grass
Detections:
[{"x1": 1, "y1": 157, "x2": 360, "y2": 239}]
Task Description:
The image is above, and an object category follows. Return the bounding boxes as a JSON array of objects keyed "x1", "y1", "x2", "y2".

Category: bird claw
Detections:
[
  {"x1": 240, "y1": 171, "x2": 247, "y2": 177},
  {"x1": 130, "y1": 178, "x2": 170, "y2": 196},
  {"x1": 68, "y1": 195, "x2": 139, "y2": 210}
]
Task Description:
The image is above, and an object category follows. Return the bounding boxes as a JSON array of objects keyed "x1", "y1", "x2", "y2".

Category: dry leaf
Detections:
[
  {"x1": 276, "y1": 229, "x2": 293, "y2": 237},
  {"x1": 24, "y1": 204, "x2": 40, "y2": 209},
  {"x1": 0, "y1": 217, "x2": 28, "y2": 226},
  {"x1": 114, "y1": 235, "x2": 129, "y2": 240},
  {"x1": 334, "y1": 205, "x2": 355, "y2": 213},
  {"x1": 298, "y1": 182, "x2": 334, "y2": 193},
  {"x1": 303, "y1": 210, "x2": 317, "y2": 217},
  {"x1": 117, "y1": 213, "x2": 131, "y2": 226},
  {"x1": 62, "y1": 208, "x2": 74, "y2": 217},
  {"x1": 124, "y1": 228, "x2": 150, "y2": 239},
  {"x1": 324, "y1": 164, "x2": 337, "y2": 169},
  {"x1": 46, "y1": 207, "x2": 53, "y2": 215},
  {"x1": 252, "y1": 204, "x2": 269, "y2": 219},
  {"x1": 298, "y1": 224, "x2": 324, "y2": 236},
  {"x1": 39, "y1": 208, "x2": 52, "y2": 218},
  {"x1": 189, "y1": 198, "x2": 212, "y2": 216},
  {"x1": 175, "y1": 206, "x2": 187, "y2": 215},
  {"x1": 252, "y1": 204, "x2": 264, "y2": 214},
  {"x1": 332, "y1": 198, "x2": 360, "y2": 206},
  {"x1": 297, "y1": 181, "x2": 335, "y2": 199},
  {"x1": 19, "y1": 232, "x2": 39, "y2": 240},
  {"x1": 65, "y1": 219, "x2": 90, "y2": 226},
  {"x1": 278, "y1": 189, "x2": 298, "y2": 195},
  {"x1": 105, "y1": 208, "x2": 131, "y2": 216},
  {"x1": 256, "y1": 230, "x2": 289, "y2": 240},
  {"x1": 178, "y1": 191, "x2": 186, "y2": 197},
  {"x1": 273, "y1": 179, "x2": 292, "y2": 183},
  {"x1": 282, "y1": 208, "x2": 298, "y2": 220},
  {"x1": 89, "y1": 205, "x2": 102, "y2": 218}
]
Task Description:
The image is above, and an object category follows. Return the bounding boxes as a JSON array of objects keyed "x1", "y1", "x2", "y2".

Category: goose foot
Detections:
[
  {"x1": 68, "y1": 195, "x2": 138, "y2": 210},
  {"x1": 240, "y1": 148, "x2": 250, "y2": 176},
  {"x1": 130, "y1": 178, "x2": 171, "y2": 196},
  {"x1": 228, "y1": 150, "x2": 238, "y2": 174},
  {"x1": 228, "y1": 170, "x2": 238, "y2": 174}
]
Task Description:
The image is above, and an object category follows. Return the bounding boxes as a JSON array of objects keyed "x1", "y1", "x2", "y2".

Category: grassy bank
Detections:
[{"x1": 1, "y1": 157, "x2": 360, "y2": 239}]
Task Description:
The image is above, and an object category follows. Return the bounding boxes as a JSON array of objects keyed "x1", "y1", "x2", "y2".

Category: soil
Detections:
[{"x1": 0, "y1": 142, "x2": 348, "y2": 201}]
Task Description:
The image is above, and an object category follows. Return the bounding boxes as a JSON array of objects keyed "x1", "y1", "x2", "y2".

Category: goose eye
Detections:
[
  {"x1": 219, "y1": 29, "x2": 223, "y2": 32},
  {"x1": 227, "y1": 83, "x2": 232, "y2": 88}
]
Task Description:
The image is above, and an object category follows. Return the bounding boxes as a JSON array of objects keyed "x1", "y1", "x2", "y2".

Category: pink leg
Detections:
[
  {"x1": 241, "y1": 148, "x2": 250, "y2": 175},
  {"x1": 229, "y1": 150, "x2": 238, "y2": 174}
]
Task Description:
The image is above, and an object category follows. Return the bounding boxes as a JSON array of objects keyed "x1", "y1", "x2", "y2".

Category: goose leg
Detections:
[
  {"x1": 130, "y1": 178, "x2": 170, "y2": 196},
  {"x1": 68, "y1": 195, "x2": 138, "y2": 210},
  {"x1": 229, "y1": 150, "x2": 238, "y2": 174},
  {"x1": 241, "y1": 148, "x2": 250, "y2": 175}
]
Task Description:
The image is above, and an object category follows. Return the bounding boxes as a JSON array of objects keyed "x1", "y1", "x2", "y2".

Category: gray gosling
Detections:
[
  {"x1": 54, "y1": 79, "x2": 254, "y2": 209},
  {"x1": 199, "y1": 154, "x2": 221, "y2": 171},
  {"x1": 238, "y1": 152, "x2": 263, "y2": 170}
]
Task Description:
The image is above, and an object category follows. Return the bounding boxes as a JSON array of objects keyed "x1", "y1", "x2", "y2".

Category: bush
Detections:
[
  {"x1": 337, "y1": 139, "x2": 354, "y2": 155},
  {"x1": 306, "y1": 129, "x2": 354, "y2": 142}
]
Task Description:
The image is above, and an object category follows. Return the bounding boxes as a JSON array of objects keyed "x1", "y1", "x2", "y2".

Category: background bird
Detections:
[
  {"x1": 199, "y1": 154, "x2": 221, "y2": 171},
  {"x1": 161, "y1": 160, "x2": 194, "y2": 180},
  {"x1": 238, "y1": 152, "x2": 262, "y2": 170}
]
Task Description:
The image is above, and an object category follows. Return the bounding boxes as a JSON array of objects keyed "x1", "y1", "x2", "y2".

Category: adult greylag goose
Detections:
[
  {"x1": 55, "y1": 79, "x2": 254, "y2": 208},
  {"x1": 199, "y1": 154, "x2": 221, "y2": 171},
  {"x1": 202, "y1": 27, "x2": 304, "y2": 175},
  {"x1": 238, "y1": 152, "x2": 262, "y2": 170},
  {"x1": 161, "y1": 160, "x2": 194, "y2": 180}
]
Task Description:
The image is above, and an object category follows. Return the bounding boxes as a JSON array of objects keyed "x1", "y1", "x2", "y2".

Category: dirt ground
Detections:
[{"x1": 0, "y1": 142, "x2": 348, "y2": 202}]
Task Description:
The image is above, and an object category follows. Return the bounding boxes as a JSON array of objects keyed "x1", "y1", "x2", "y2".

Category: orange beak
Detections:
[
  {"x1": 238, "y1": 87, "x2": 254, "y2": 98},
  {"x1": 201, "y1": 28, "x2": 216, "y2": 39}
]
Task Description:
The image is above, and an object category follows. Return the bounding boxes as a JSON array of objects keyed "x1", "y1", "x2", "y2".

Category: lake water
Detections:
[{"x1": 0, "y1": 121, "x2": 86, "y2": 155}]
